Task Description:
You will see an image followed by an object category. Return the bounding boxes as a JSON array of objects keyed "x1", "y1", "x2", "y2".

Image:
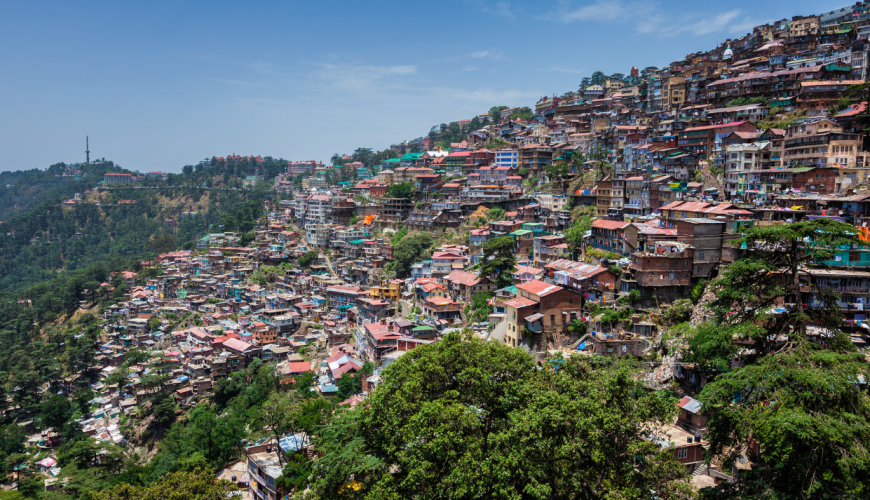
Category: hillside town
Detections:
[{"x1": 6, "y1": 3, "x2": 870, "y2": 500}]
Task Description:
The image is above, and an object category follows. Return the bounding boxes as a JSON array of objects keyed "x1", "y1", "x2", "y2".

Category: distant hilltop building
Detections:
[
  {"x1": 104, "y1": 173, "x2": 133, "y2": 184},
  {"x1": 214, "y1": 154, "x2": 265, "y2": 164},
  {"x1": 289, "y1": 161, "x2": 322, "y2": 176},
  {"x1": 145, "y1": 171, "x2": 168, "y2": 179}
]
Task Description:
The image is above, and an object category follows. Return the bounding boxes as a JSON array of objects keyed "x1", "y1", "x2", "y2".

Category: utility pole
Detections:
[{"x1": 86, "y1": 136, "x2": 90, "y2": 165}]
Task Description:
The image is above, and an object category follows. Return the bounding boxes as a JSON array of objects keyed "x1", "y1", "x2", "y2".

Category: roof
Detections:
[
  {"x1": 444, "y1": 270, "x2": 482, "y2": 287},
  {"x1": 503, "y1": 296, "x2": 538, "y2": 308},
  {"x1": 287, "y1": 361, "x2": 311, "y2": 373},
  {"x1": 592, "y1": 219, "x2": 630, "y2": 230},
  {"x1": 678, "y1": 396, "x2": 702, "y2": 414},
  {"x1": 682, "y1": 121, "x2": 753, "y2": 132},
  {"x1": 223, "y1": 338, "x2": 254, "y2": 352},
  {"x1": 801, "y1": 80, "x2": 863, "y2": 87},
  {"x1": 516, "y1": 280, "x2": 563, "y2": 297}
]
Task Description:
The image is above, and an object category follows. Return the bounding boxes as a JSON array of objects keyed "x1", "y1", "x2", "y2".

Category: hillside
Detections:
[{"x1": 0, "y1": 185, "x2": 269, "y2": 292}]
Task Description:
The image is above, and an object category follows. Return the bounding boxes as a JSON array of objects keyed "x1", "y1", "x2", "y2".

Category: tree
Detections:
[
  {"x1": 480, "y1": 236, "x2": 517, "y2": 289},
  {"x1": 297, "y1": 250, "x2": 318, "y2": 269},
  {"x1": 590, "y1": 71, "x2": 606, "y2": 85},
  {"x1": 564, "y1": 214, "x2": 594, "y2": 259},
  {"x1": 579, "y1": 77, "x2": 591, "y2": 89},
  {"x1": 87, "y1": 468, "x2": 240, "y2": 500},
  {"x1": 147, "y1": 233, "x2": 177, "y2": 254},
  {"x1": 239, "y1": 232, "x2": 255, "y2": 246},
  {"x1": 147, "y1": 317, "x2": 161, "y2": 332},
  {"x1": 391, "y1": 233, "x2": 433, "y2": 278},
  {"x1": 609, "y1": 72, "x2": 625, "y2": 81},
  {"x1": 486, "y1": 207, "x2": 505, "y2": 221},
  {"x1": 685, "y1": 219, "x2": 870, "y2": 499},
  {"x1": 259, "y1": 392, "x2": 300, "y2": 466},
  {"x1": 545, "y1": 162, "x2": 571, "y2": 190},
  {"x1": 708, "y1": 219, "x2": 859, "y2": 349},
  {"x1": 387, "y1": 182, "x2": 414, "y2": 199},
  {"x1": 489, "y1": 106, "x2": 508, "y2": 125},
  {"x1": 310, "y1": 333, "x2": 690, "y2": 499},
  {"x1": 40, "y1": 394, "x2": 73, "y2": 429}
]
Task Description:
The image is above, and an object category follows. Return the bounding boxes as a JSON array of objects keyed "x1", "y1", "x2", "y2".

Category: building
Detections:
[
  {"x1": 104, "y1": 173, "x2": 133, "y2": 184},
  {"x1": 630, "y1": 241, "x2": 694, "y2": 304},
  {"x1": 503, "y1": 280, "x2": 583, "y2": 348},
  {"x1": 782, "y1": 118, "x2": 864, "y2": 169},
  {"x1": 494, "y1": 148, "x2": 519, "y2": 169}
]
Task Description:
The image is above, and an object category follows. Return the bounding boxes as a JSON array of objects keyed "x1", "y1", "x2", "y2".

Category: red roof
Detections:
[
  {"x1": 288, "y1": 361, "x2": 311, "y2": 373},
  {"x1": 223, "y1": 338, "x2": 254, "y2": 352},
  {"x1": 444, "y1": 270, "x2": 482, "y2": 287},
  {"x1": 683, "y1": 121, "x2": 752, "y2": 132},
  {"x1": 516, "y1": 280, "x2": 563, "y2": 297},
  {"x1": 503, "y1": 296, "x2": 538, "y2": 308},
  {"x1": 591, "y1": 219, "x2": 630, "y2": 230}
]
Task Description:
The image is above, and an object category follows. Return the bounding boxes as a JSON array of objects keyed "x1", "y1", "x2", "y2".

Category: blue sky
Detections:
[{"x1": 0, "y1": 0, "x2": 842, "y2": 172}]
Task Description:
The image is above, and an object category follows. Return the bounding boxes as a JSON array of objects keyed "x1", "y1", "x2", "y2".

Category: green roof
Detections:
[
  {"x1": 412, "y1": 325, "x2": 436, "y2": 332},
  {"x1": 522, "y1": 222, "x2": 544, "y2": 227},
  {"x1": 510, "y1": 230, "x2": 532, "y2": 236},
  {"x1": 348, "y1": 239, "x2": 370, "y2": 244},
  {"x1": 384, "y1": 158, "x2": 401, "y2": 163}
]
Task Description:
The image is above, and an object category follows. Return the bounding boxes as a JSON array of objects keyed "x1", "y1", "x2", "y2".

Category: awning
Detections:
[{"x1": 525, "y1": 313, "x2": 544, "y2": 322}]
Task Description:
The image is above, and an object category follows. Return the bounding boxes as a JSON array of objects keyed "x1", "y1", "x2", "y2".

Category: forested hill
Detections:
[
  {"x1": 0, "y1": 161, "x2": 130, "y2": 222},
  {"x1": 0, "y1": 186, "x2": 269, "y2": 292}
]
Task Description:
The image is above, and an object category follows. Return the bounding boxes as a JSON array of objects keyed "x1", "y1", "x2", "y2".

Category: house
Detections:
[
  {"x1": 676, "y1": 396, "x2": 708, "y2": 434},
  {"x1": 442, "y1": 270, "x2": 495, "y2": 301},
  {"x1": 502, "y1": 280, "x2": 583, "y2": 349},
  {"x1": 590, "y1": 219, "x2": 630, "y2": 256},
  {"x1": 431, "y1": 252, "x2": 466, "y2": 277},
  {"x1": 630, "y1": 241, "x2": 694, "y2": 304}
]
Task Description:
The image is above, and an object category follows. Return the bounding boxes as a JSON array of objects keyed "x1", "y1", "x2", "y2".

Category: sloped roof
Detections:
[{"x1": 516, "y1": 280, "x2": 563, "y2": 297}]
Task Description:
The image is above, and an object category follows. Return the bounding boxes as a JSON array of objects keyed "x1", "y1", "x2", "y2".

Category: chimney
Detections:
[
  {"x1": 388, "y1": 323, "x2": 394, "y2": 332},
  {"x1": 380, "y1": 318, "x2": 386, "y2": 325}
]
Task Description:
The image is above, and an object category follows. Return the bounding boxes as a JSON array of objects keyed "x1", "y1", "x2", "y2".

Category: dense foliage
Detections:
[
  {"x1": 309, "y1": 333, "x2": 691, "y2": 499},
  {"x1": 683, "y1": 219, "x2": 870, "y2": 499}
]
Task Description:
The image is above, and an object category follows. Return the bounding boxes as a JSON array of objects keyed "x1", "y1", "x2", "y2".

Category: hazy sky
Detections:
[{"x1": 1, "y1": 0, "x2": 840, "y2": 172}]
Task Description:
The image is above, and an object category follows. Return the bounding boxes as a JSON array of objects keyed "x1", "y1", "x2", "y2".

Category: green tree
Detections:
[
  {"x1": 391, "y1": 233, "x2": 433, "y2": 278},
  {"x1": 687, "y1": 219, "x2": 870, "y2": 499},
  {"x1": 387, "y1": 182, "x2": 414, "y2": 199},
  {"x1": 564, "y1": 214, "x2": 594, "y2": 259},
  {"x1": 297, "y1": 250, "x2": 318, "y2": 269},
  {"x1": 486, "y1": 207, "x2": 505, "y2": 222},
  {"x1": 310, "y1": 333, "x2": 690, "y2": 499},
  {"x1": 480, "y1": 236, "x2": 516, "y2": 289},
  {"x1": 87, "y1": 468, "x2": 240, "y2": 500},
  {"x1": 147, "y1": 233, "x2": 177, "y2": 254}
]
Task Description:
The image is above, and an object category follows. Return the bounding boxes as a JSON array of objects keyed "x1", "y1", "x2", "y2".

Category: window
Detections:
[
  {"x1": 677, "y1": 448, "x2": 688, "y2": 459},
  {"x1": 550, "y1": 314, "x2": 555, "y2": 324},
  {"x1": 669, "y1": 273, "x2": 675, "y2": 280}
]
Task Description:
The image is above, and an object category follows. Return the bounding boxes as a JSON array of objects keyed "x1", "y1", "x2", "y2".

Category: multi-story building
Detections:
[
  {"x1": 782, "y1": 118, "x2": 864, "y2": 169},
  {"x1": 503, "y1": 280, "x2": 583, "y2": 349},
  {"x1": 630, "y1": 241, "x2": 694, "y2": 304},
  {"x1": 495, "y1": 148, "x2": 519, "y2": 169},
  {"x1": 104, "y1": 173, "x2": 133, "y2": 184}
]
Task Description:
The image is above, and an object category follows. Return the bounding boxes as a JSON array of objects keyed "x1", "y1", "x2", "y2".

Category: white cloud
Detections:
[
  {"x1": 205, "y1": 77, "x2": 264, "y2": 87},
  {"x1": 470, "y1": 49, "x2": 505, "y2": 60},
  {"x1": 306, "y1": 62, "x2": 418, "y2": 93},
  {"x1": 462, "y1": 65, "x2": 478, "y2": 71},
  {"x1": 543, "y1": 1, "x2": 767, "y2": 37},
  {"x1": 550, "y1": 66, "x2": 584, "y2": 74},
  {"x1": 468, "y1": 0, "x2": 516, "y2": 19}
]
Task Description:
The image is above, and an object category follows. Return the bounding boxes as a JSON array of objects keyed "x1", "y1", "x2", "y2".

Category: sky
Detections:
[{"x1": 0, "y1": 0, "x2": 845, "y2": 172}]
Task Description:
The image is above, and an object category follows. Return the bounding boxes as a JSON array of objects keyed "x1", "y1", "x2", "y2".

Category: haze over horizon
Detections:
[{"x1": 1, "y1": 0, "x2": 841, "y2": 173}]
